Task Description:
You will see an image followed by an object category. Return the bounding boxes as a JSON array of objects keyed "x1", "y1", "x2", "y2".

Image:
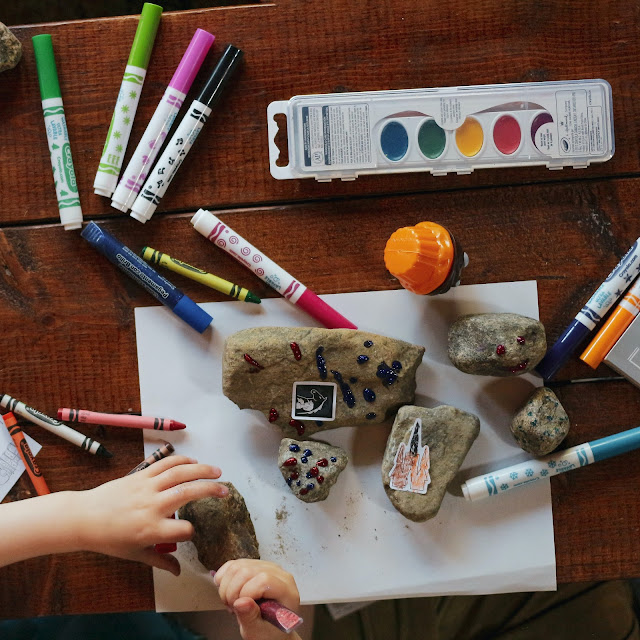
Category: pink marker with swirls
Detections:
[{"x1": 191, "y1": 208, "x2": 357, "y2": 330}]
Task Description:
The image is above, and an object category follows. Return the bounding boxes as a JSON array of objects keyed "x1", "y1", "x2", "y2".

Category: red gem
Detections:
[
  {"x1": 290, "y1": 471, "x2": 299, "y2": 480},
  {"x1": 244, "y1": 353, "x2": 263, "y2": 369},
  {"x1": 283, "y1": 457, "x2": 297, "y2": 467},
  {"x1": 290, "y1": 342, "x2": 302, "y2": 361},
  {"x1": 317, "y1": 475, "x2": 324, "y2": 484},
  {"x1": 309, "y1": 466, "x2": 319, "y2": 477},
  {"x1": 289, "y1": 419, "x2": 305, "y2": 436},
  {"x1": 496, "y1": 345, "x2": 506, "y2": 355},
  {"x1": 317, "y1": 458, "x2": 328, "y2": 467},
  {"x1": 268, "y1": 408, "x2": 279, "y2": 422},
  {"x1": 516, "y1": 336, "x2": 526, "y2": 345},
  {"x1": 299, "y1": 488, "x2": 309, "y2": 495}
]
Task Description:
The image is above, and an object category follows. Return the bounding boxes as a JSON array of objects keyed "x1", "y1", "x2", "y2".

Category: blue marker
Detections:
[
  {"x1": 81, "y1": 222, "x2": 212, "y2": 333},
  {"x1": 462, "y1": 425, "x2": 640, "y2": 501},
  {"x1": 536, "y1": 238, "x2": 640, "y2": 380}
]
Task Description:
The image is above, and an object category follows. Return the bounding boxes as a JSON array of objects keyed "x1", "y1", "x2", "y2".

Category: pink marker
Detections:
[
  {"x1": 191, "y1": 209, "x2": 357, "y2": 330},
  {"x1": 111, "y1": 28, "x2": 215, "y2": 212},
  {"x1": 58, "y1": 408, "x2": 186, "y2": 431}
]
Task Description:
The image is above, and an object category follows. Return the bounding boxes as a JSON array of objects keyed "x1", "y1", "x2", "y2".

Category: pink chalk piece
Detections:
[
  {"x1": 170, "y1": 28, "x2": 215, "y2": 94},
  {"x1": 257, "y1": 599, "x2": 304, "y2": 633}
]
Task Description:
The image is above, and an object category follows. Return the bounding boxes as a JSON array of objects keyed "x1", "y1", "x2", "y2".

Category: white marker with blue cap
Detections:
[{"x1": 462, "y1": 425, "x2": 640, "y2": 501}]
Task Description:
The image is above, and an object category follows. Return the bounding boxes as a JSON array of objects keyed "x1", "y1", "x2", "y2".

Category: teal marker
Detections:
[
  {"x1": 94, "y1": 3, "x2": 163, "y2": 198},
  {"x1": 32, "y1": 34, "x2": 83, "y2": 231}
]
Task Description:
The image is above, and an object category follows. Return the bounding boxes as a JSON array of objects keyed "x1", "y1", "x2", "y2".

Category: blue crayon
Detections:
[
  {"x1": 81, "y1": 222, "x2": 212, "y2": 333},
  {"x1": 536, "y1": 238, "x2": 640, "y2": 380}
]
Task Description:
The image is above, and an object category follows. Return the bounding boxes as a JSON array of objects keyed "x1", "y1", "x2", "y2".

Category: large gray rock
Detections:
[
  {"x1": 177, "y1": 483, "x2": 259, "y2": 571},
  {"x1": 382, "y1": 405, "x2": 480, "y2": 522},
  {"x1": 223, "y1": 327, "x2": 425, "y2": 438},
  {"x1": 0, "y1": 23, "x2": 21, "y2": 73},
  {"x1": 278, "y1": 438, "x2": 348, "y2": 502},
  {"x1": 511, "y1": 387, "x2": 570, "y2": 455},
  {"x1": 448, "y1": 313, "x2": 546, "y2": 376}
]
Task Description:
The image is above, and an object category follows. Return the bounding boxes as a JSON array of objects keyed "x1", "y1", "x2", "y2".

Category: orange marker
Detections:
[
  {"x1": 2, "y1": 412, "x2": 50, "y2": 495},
  {"x1": 581, "y1": 276, "x2": 640, "y2": 369},
  {"x1": 383, "y1": 221, "x2": 468, "y2": 295}
]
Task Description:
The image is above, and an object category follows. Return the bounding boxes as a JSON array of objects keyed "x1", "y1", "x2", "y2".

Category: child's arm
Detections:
[
  {"x1": 214, "y1": 559, "x2": 302, "y2": 640},
  {"x1": 0, "y1": 455, "x2": 228, "y2": 576}
]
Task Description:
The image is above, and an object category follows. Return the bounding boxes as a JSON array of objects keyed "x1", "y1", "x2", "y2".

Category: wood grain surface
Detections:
[{"x1": 0, "y1": 0, "x2": 639, "y2": 618}]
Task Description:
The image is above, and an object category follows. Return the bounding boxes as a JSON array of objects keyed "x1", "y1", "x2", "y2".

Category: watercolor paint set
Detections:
[{"x1": 268, "y1": 79, "x2": 614, "y2": 182}]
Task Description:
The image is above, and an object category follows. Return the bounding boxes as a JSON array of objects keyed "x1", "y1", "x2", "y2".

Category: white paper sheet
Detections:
[
  {"x1": 135, "y1": 281, "x2": 556, "y2": 612},
  {"x1": 0, "y1": 428, "x2": 41, "y2": 502}
]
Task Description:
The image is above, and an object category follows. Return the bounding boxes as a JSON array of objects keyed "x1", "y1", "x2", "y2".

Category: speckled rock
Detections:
[
  {"x1": 510, "y1": 387, "x2": 570, "y2": 455},
  {"x1": 0, "y1": 23, "x2": 21, "y2": 73},
  {"x1": 223, "y1": 327, "x2": 425, "y2": 438},
  {"x1": 177, "y1": 483, "x2": 259, "y2": 570},
  {"x1": 382, "y1": 405, "x2": 480, "y2": 522},
  {"x1": 448, "y1": 313, "x2": 546, "y2": 376},
  {"x1": 278, "y1": 438, "x2": 348, "y2": 502}
]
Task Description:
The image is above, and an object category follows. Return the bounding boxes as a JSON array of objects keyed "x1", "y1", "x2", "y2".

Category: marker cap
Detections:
[
  {"x1": 535, "y1": 320, "x2": 591, "y2": 380},
  {"x1": 172, "y1": 296, "x2": 213, "y2": 334},
  {"x1": 170, "y1": 29, "x2": 215, "y2": 94},
  {"x1": 32, "y1": 35, "x2": 62, "y2": 101},
  {"x1": 128, "y1": 3, "x2": 163, "y2": 70},
  {"x1": 197, "y1": 44, "x2": 243, "y2": 108},
  {"x1": 384, "y1": 222, "x2": 463, "y2": 295}
]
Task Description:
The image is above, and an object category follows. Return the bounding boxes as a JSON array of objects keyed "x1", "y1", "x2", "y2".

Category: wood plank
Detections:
[
  {"x1": 1, "y1": 0, "x2": 639, "y2": 225},
  {"x1": 0, "y1": 175, "x2": 639, "y2": 615}
]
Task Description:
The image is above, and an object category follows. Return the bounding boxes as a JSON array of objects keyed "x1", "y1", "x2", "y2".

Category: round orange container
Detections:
[{"x1": 384, "y1": 222, "x2": 466, "y2": 295}]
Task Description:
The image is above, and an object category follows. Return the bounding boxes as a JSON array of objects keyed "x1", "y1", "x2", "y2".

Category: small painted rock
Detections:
[
  {"x1": 510, "y1": 387, "x2": 570, "y2": 455},
  {"x1": 0, "y1": 23, "x2": 22, "y2": 73},
  {"x1": 447, "y1": 313, "x2": 546, "y2": 376},
  {"x1": 278, "y1": 438, "x2": 348, "y2": 503},
  {"x1": 177, "y1": 483, "x2": 259, "y2": 570},
  {"x1": 382, "y1": 405, "x2": 480, "y2": 522}
]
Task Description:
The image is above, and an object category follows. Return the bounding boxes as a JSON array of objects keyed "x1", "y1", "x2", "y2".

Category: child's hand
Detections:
[
  {"x1": 76, "y1": 455, "x2": 228, "y2": 576},
  {"x1": 214, "y1": 559, "x2": 301, "y2": 640}
]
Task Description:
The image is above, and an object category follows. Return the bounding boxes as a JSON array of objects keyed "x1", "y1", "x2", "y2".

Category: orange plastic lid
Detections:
[{"x1": 384, "y1": 222, "x2": 455, "y2": 295}]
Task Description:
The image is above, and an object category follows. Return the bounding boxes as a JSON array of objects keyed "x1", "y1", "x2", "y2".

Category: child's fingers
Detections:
[
  {"x1": 140, "y1": 455, "x2": 196, "y2": 477},
  {"x1": 232, "y1": 597, "x2": 262, "y2": 631},
  {"x1": 154, "y1": 463, "x2": 222, "y2": 491},
  {"x1": 162, "y1": 479, "x2": 229, "y2": 512},
  {"x1": 134, "y1": 547, "x2": 181, "y2": 577},
  {"x1": 154, "y1": 517, "x2": 195, "y2": 544},
  {"x1": 218, "y1": 564, "x2": 260, "y2": 609}
]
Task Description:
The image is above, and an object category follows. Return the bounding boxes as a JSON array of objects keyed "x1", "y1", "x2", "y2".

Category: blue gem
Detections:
[
  {"x1": 315, "y1": 421, "x2": 323, "y2": 427},
  {"x1": 301, "y1": 457, "x2": 308, "y2": 463},
  {"x1": 330, "y1": 456, "x2": 337, "y2": 462},
  {"x1": 286, "y1": 478, "x2": 292, "y2": 486},
  {"x1": 391, "y1": 360, "x2": 402, "y2": 371},
  {"x1": 364, "y1": 340, "x2": 373, "y2": 348},
  {"x1": 303, "y1": 449, "x2": 312, "y2": 457},
  {"x1": 366, "y1": 412, "x2": 377, "y2": 420},
  {"x1": 363, "y1": 387, "x2": 376, "y2": 402},
  {"x1": 289, "y1": 444, "x2": 300, "y2": 452},
  {"x1": 296, "y1": 480, "x2": 301, "y2": 486},
  {"x1": 306, "y1": 471, "x2": 313, "y2": 478},
  {"x1": 350, "y1": 377, "x2": 358, "y2": 383},
  {"x1": 306, "y1": 483, "x2": 315, "y2": 490},
  {"x1": 357, "y1": 355, "x2": 369, "y2": 364}
]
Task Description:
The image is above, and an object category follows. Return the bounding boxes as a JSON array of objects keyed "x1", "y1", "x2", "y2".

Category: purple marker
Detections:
[{"x1": 111, "y1": 29, "x2": 215, "y2": 212}]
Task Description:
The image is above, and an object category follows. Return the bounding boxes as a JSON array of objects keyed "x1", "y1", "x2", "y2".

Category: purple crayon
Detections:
[{"x1": 111, "y1": 29, "x2": 215, "y2": 212}]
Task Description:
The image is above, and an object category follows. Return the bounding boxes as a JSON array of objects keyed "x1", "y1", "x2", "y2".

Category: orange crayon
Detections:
[
  {"x1": 384, "y1": 221, "x2": 468, "y2": 295},
  {"x1": 2, "y1": 412, "x2": 50, "y2": 495},
  {"x1": 581, "y1": 277, "x2": 640, "y2": 369}
]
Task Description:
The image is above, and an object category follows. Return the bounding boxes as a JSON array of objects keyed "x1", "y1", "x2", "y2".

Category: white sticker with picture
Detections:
[
  {"x1": 291, "y1": 382, "x2": 337, "y2": 421},
  {"x1": 389, "y1": 418, "x2": 431, "y2": 494}
]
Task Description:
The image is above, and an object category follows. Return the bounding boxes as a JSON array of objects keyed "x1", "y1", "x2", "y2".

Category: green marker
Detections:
[
  {"x1": 32, "y1": 34, "x2": 83, "y2": 231},
  {"x1": 94, "y1": 3, "x2": 162, "y2": 198}
]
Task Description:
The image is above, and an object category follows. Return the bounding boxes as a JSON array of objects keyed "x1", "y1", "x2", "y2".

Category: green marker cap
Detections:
[
  {"x1": 32, "y1": 34, "x2": 61, "y2": 101},
  {"x1": 128, "y1": 3, "x2": 163, "y2": 69}
]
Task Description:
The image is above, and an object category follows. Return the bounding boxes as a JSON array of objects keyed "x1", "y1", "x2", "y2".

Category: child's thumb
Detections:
[{"x1": 233, "y1": 597, "x2": 262, "y2": 631}]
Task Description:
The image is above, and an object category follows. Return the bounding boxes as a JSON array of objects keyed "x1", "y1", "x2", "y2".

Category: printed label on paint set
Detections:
[{"x1": 268, "y1": 79, "x2": 614, "y2": 181}]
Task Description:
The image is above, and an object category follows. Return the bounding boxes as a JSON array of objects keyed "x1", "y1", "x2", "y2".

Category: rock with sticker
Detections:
[
  {"x1": 447, "y1": 313, "x2": 546, "y2": 376},
  {"x1": 278, "y1": 438, "x2": 348, "y2": 503},
  {"x1": 222, "y1": 327, "x2": 425, "y2": 438},
  {"x1": 510, "y1": 386, "x2": 570, "y2": 455},
  {"x1": 177, "y1": 482, "x2": 260, "y2": 570},
  {"x1": 382, "y1": 405, "x2": 480, "y2": 522}
]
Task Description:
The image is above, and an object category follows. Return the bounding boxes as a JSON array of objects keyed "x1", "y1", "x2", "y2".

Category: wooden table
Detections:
[{"x1": 0, "y1": 0, "x2": 639, "y2": 618}]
